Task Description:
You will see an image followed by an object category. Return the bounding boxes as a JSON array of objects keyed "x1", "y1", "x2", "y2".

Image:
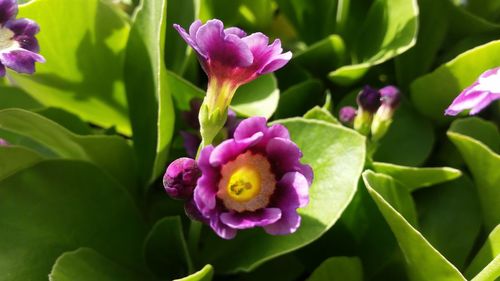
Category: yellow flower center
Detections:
[
  {"x1": 217, "y1": 151, "x2": 276, "y2": 212},
  {"x1": 226, "y1": 165, "x2": 261, "y2": 202}
]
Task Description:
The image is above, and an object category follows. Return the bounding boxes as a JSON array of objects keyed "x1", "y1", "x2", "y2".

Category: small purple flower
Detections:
[
  {"x1": 445, "y1": 67, "x2": 500, "y2": 116},
  {"x1": 163, "y1": 158, "x2": 201, "y2": 200},
  {"x1": 192, "y1": 117, "x2": 313, "y2": 239},
  {"x1": 0, "y1": 0, "x2": 44, "y2": 76},
  {"x1": 379, "y1": 85, "x2": 401, "y2": 109},
  {"x1": 371, "y1": 85, "x2": 401, "y2": 141},
  {"x1": 339, "y1": 106, "x2": 357, "y2": 125},
  {"x1": 0, "y1": 138, "x2": 8, "y2": 146},
  {"x1": 174, "y1": 19, "x2": 292, "y2": 115}
]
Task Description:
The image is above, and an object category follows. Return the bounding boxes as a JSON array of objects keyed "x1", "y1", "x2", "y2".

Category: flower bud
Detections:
[
  {"x1": 371, "y1": 86, "x2": 401, "y2": 141},
  {"x1": 354, "y1": 86, "x2": 381, "y2": 135},
  {"x1": 163, "y1": 158, "x2": 201, "y2": 200},
  {"x1": 339, "y1": 106, "x2": 357, "y2": 126}
]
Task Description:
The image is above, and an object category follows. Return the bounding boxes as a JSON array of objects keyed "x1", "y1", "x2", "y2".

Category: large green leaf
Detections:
[
  {"x1": 448, "y1": 118, "x2": 500, "y2": 231},
  {"x1": 274, "y1": 80, "x2": 324, "y2": 119},
  {"x1": 328, "y1": 0, "x2": 418, "y2": 85},
  {"x1": 0, "y1": 109, "x2": 138, "y2": 197},
  {"x1": 373, "y1": 103, "x2": 435, "y2": 166},
  {"x1": 306, "y1": 257, "x2": 363, "y2": 281},
  {"x1": 174, "y1": 265, "x2": 213, "y2": 281},
  {"x1": 144, "y1": 217, "x2": 192, "y2": 280},
  {"x1": 200, "y1": 118, "x2": 366, "y2": 273},
  {"x1": 13, "y1": 0, "x2": 131, "y2": 134},
  {"x1": 168, "y1": 71, "x2": 204, "y2": 111},
  {"x1": 0, "y1": 160, "x2": 147, "y2": 281},
  {"x1": 292, "y1": 35, "x2": 346, "y2": 77},
  {"x1": 0, "y1": 86, "x2": 43, "y2": 110},
  {"x1": 466, "y1": 225, "x2": 500, "y2": 280},
  {"x1": 232, "y1": 74, "x2": 280, "y2": 119},
  {"x1": 416, "y1": 176, "x2": 481, "y2": 269},
  {"x1": 124, "y1": 0, "x2": 175, "y2": 184},
  {"x1": 363, "y1": 170, "x2": 466, "y2": 281},
  {"x1": 372, "y1": 162, "x2": 462, "y2": 191},
  {"x1": 411, "y1": 40, "x2": 500, "y2": 123},
  {"x1": 0, "y1": 146, "x2": 43, "y2": 181},
  {"x1": 49, "y1": 248, "x2": 145, "y2": 281}
]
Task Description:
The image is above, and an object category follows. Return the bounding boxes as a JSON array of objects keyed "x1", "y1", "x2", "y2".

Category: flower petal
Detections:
[
  {"x1": 224, "y1": 27, "x2": 246, "y2": 38},
  {"x1": 5, "y1": 18, "x2": 39, "y2": 36},
  {"x1": 260, "y1": 51, "x2": 292, "y2": 74},
  {"x1": 266, "y1": 137, "x2": 313, "y2": 185},
  {"x1": 263, "y1": 209, "x2": 301, "y2": 235},
  {"x1": 0, "y1": 49, "x2": 44, "y2": 74},
  {"x1": 0, "y1": 62, "x2": 5, "y2": 77},
  {"x1": 196, "y1": 19, "x2": 253, "y2": 68},
  {"x1": 173, "y1": 22, "x2": 205, "y2": 59},
  {"x1": 209, "y1": 132, "x2": 263, "y2": 166},
  {"x1": 194, "y1": 146, "x2": 219, "y2": 216},
  {"x1": 15, "y1": 34, "x2": 39, "y2": 52},
  {"x1": 233, "y1": 116, "x2": 268, "y2": 140},
  {"x1": 220, "y1": 208, "x2": 282, "y2": 229},
  {"x1": 0, "y1": 0, "x2": 17, "y2": 25},
  {"x1": 210, "y1": 214, "x2": 237, "y2": 240}
]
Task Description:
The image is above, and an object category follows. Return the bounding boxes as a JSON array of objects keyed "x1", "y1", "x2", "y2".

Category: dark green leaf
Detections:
[{"x1": 306, "y1": 257, "x2": 363, "y2": 281}]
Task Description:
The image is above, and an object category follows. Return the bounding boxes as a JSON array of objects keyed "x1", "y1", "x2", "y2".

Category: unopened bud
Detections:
[
  {"x1": 339, "y1": 106, "x2": 357, "y2": 126},
  {"x1": 163, "y1": 158, "x2": 201, "y2": 200},
  {"x1": 354, "y1": 86, "x2": 381, "y2": 135},
  {"x1": 371, "y1": 86, "x2": 401, "y2": 141}
]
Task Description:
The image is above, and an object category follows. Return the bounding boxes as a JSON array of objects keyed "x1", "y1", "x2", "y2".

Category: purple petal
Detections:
[
  {"x1": 195, "y1": 19, "x2": 253, "y2": 68},
  {"x1": 220, "y1": 208, "x2": 282, "y2": 229},
  {"x1": 470, "y1": 93, "x2": 500, "y2": 115},
  {"x1": 194, "y1": 146, "x2": 219, "y2": 216},
  {"x1": 210, "y1": 214, "x2": 237, "y2": 240},
  {"x1": 259, "y1": 51, "x2": 292, "y2": 74},
  {"x1": 184, "y1": 199, "x2": 209, "y2": 223},
  {"x1": 0, "y1": 0, "x2": 17, "y2": 25},
  {"x1": 233, "y1": 116, "x2": 268, "y2": 141},
  {"x1": 188, "y1": 19, "x2": 203, "y2": 38},
  {"x1": 0, "y1": 49, "x2": 44, "y2": 74},
  {"x1": 209, "y1": 132, "x2": 263, "y2": 166},
  {"x1": 173, "y1": 22, "x2": 206, "y2": 59},
  {"x1": 0, "y1": 62, "x2": 5, "y2": 77},
  {"x1": 14, "y1": 35, "x2": 39, "y2": 52},
  {"x1": 263, "y1": 209, "x2": 301, "y2": 235},
  {"x1": 5, "y1": 18, "x2": 40, "y2": 36},
  {"x1": 224, "y1": 27, "x2": 247, "y2": 38}
]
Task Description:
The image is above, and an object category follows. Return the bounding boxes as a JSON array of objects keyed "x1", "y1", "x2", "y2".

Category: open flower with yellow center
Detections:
[{"x1": 193, "y1": 117, "x2": 313, "y2": 239}]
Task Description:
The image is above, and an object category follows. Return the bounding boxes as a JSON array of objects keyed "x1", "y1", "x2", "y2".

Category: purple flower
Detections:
[
  {"x1": 339, "y1": 106, "x2": 357, "y2": 125},
  {"x1": 174, "y1": 19, "x2": 292, "y2": 114},
  {"x1": 0, "y1": 138, "x2": 8, "y2": 146},
  {"x1": 357, "y1": 86, "x2": 381, "y2": 113},
  {"x1": 379, "y1": 85, "x2": 401, "y2": 109},
  {"x1": 0, "y1": 0, "x2": 44, "y2": 76},
  {"x1": 192, "y1": 117, "x2": 313, "y2": 239},
  {"x1": 163, "y1": 158, "x2": 201, "y2": 200},
  {"x1": 445, "y1": 67, "x2": 500, "y2": 116},
  {"x1": 371, "y1": 85, "x2": 401, "y2": 141}
]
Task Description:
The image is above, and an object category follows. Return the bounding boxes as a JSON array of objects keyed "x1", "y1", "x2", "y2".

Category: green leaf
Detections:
[
  {"x1": 201, "y1": 118, "x2": 366, "y2": 273},
  {"x1": 165, "y1": 0, "x2": 198, "y2": 73},
  {"x1": 372, "y1": 162, "x2": 462, "y2": 191},
  {"x1": 174, "y1": 265, "x2": 214, "y2": 281},
  {"x1": 49, "y1": 248, "x2": 144, "y2": 281},
  {"x1": 168, "y1": 70, "x2": 204, "y2": 111},
  {"x1": 0, "y1": 146, "x2": 43, "y2": 181},
  {"x1": 235, "y1": 255, "x2": 305, "y2": 281},
  {"x1": 274, "y1": 80, "x2": 324, "y2": 119},
  {"x1": 466, "y1": 225, "x2": 500, "y2": 279},
  {"x1": 448, "y1": 118, "x2": 500, "y2": 231},
  {"x1": 363, "y1": 170, "x2": 466, "y2": 281},
  {"x1": 124, "y1": 0, "x2": 175, "y2": 184},
  {"x1": 144, "y1": 217, "x2": 192, "y2": 280},
  {"x1": 0, "y1": 160, "x2": 147, "y2": 281},
  {"x1": 395, "y1": 0, "x2": 450, "y2": 87},
  {"x1": 306, "y1": 257, "x2": 363, "y2": 281},
  {"x1": 232, "y1": 74, "x2": 280, "y2": 119},
  {"x1": 35, "y1": 107, "x2": 92, "y2": 135},
  {"x1": 416, "y1": 176, "x2": 481, "y2": 269},
  {"x1": 303, "y1": 106, "x2": 340, "y2": 124},
  {"x1": 373, "y1": 103, "x2": 435, "y2": 166},
  {"x1": 275, "y1": 0, "x2": 338, "y2": 44},
  {"x1": 411, "y1": 40, "x2": 500, "y2": 123},
  {"x1": 14, "y1": 0, "x2": 131, "y2": 134},
  {"x1": 293, "y1": 35, "x2": 347, "y2": 77},
  {"x1": 0, "y1": 86, "x2": 43, "y2": 110},
  {"x1": 329, "y1": 0, "x2": 418, "y2": 85},
  {"x1": 0, "y1": 109, "x2": 138, "y2": 197}
]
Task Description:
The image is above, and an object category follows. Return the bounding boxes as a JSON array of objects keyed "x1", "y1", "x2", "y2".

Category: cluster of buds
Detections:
[{"x1": 339, "y1": 85, "x2": 401, "y2": 141}]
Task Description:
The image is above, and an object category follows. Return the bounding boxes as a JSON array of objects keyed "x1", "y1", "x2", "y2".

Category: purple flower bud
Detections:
[
  {"x1": 379, "y1": 85, "x2": 401, "y2": 109},
  {"x1": 0, "y1": 0, "x2": 44, "y2": 76},
  {"x1": 339, "y1": 106, "x2": 357, "y2": 125},
  {"x1": 357, "y1": 86, "x2": 381, "y2": 113},
  {"x1": 445, "y1": 67, "x2": 500, "y2": 116},
  {"x1": 0, "y1": 138, "x2": 8, "y2": 146},
  {"x1": 163, "y1": 158, "x2": 201, "y2": 200}
]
